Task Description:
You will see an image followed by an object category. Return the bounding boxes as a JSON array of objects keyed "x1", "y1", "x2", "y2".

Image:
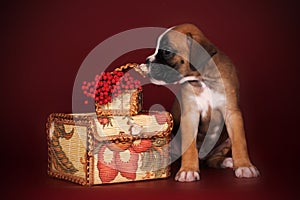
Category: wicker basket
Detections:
[
  {"x1": 46, "y1": 111, "x2": 173, "y2": 185},
  {"x1": 94, "y1": 63, "x2": 143, "y2": 117},
  {"x1": 95, "y1": 89, "x2": 142, "y2": 116}
]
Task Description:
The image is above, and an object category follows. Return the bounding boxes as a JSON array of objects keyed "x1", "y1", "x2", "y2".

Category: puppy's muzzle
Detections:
[{"x1": 147, "y1": 63, "x2": 181, "y2": 84}]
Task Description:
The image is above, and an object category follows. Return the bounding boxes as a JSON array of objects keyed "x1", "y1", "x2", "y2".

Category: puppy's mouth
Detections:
[
  {"x1": 137, "y1": 63, "x2": 200, "y2": 85},
  {"x1": 147, "y1": 63, "x2": 182, "y2": 85}
]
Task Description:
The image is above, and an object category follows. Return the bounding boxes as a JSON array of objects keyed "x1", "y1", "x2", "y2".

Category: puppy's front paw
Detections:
[
  {"x1": 235, "y1": 166, "x2": 260, "y2": 178},
  {"x1": 175, "y1": 170, "x2": 200, "y2": 182}
]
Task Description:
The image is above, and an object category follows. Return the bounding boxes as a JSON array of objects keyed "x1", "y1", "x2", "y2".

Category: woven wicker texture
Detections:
[{"x1": 47, "y1": 111, "x2": 173, "y2": 185}]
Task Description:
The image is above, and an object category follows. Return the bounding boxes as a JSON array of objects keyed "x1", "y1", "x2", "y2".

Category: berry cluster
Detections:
[{"x1": 81, "y1": 71, "x2": 142, "y2": 105}]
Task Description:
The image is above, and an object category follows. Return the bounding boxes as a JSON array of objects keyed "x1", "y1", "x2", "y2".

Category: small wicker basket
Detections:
[{"x1": 94, "y1": 63, "x2": 143, "y2": 117}]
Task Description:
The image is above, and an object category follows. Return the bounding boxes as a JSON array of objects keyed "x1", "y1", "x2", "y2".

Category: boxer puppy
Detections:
[{"x1": 144, "y1": 24, "x2": 260, "y2": 182}]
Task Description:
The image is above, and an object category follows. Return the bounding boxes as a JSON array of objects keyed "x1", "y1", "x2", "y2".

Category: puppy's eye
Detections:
[{"x1": 161, "y1": 49, "x2": 174, "y2": 59}]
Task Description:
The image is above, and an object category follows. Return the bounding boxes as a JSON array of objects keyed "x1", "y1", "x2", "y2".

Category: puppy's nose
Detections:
[
  {"x1": 146, "y1": 58, "x2": 150, "y2": 64},
  {"x1": 146, "y1": 55, "x2": 155, "y2": 64}
]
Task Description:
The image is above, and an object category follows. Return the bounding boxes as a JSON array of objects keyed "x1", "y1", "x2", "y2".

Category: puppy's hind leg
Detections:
[{"x1": 205, "y1": 138, "x2": 232, "y2": 168}]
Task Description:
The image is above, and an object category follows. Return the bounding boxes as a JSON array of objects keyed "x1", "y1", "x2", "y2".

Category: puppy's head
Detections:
[{"x1": 146, "y1": 24, "x2": 217, "y2": 85}]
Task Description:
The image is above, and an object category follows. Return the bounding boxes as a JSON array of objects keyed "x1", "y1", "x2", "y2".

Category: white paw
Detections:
[
  {"x1": 235, "y1": 166, "x2": 260, "y2": 178},
  {"x1": 175, "y1": 171, "x2": 200, "y2": 182},
  {"x1": 221, "y1": 157, "x2": 233, "y2": 168}
]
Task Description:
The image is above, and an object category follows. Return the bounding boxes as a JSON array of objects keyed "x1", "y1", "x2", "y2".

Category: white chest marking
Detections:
[{"x1": 192, "y1": 82, "x2": 226, "y2": 118}]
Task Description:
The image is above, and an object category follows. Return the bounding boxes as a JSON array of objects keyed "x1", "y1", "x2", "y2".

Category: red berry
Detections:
[
  {"x1": 98, "y1": 118, "x2": 103, "y2": 124},
  {"x1": 104, "y1": 99, "x2": 108, "y2": 104},
  {"x1": 102, "y1": 118, "x2": 109, "y2": 124},
  {"x1": 99, "y1": 101, "x2": 103, "y2": 105}
]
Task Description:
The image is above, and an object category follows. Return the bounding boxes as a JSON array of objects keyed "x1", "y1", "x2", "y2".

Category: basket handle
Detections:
[
  {"x1": 113, "y1": 63, "x2": 139, "y2": 72},
  {"x1": 114, "y1": 63, "x2": 147, "y2": 77}
]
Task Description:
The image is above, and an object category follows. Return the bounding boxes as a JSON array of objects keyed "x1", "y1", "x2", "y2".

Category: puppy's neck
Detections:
[
  {"x1": 178, "y1": 76, "x2": 200, "y2": 84},
  {"x1": 178, "y1": 75, "x2": 203, "y2": 88},
  {"x1": 178, "y1": 70, "x2": 202, "y2": 83}
]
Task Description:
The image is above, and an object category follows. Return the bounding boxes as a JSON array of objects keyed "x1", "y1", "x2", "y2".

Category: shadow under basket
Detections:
[{"x1": 46, "y1": 111, "x2": 173, "y2": 185}]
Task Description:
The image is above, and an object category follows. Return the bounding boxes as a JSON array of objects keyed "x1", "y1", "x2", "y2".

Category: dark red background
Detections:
[{"x1": 1, "y1": 0, "x2": 299, "y2": 199}]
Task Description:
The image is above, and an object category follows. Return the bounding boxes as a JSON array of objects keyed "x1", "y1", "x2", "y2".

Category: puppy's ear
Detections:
[{"x1": 187, "y1": 33, "x2": 217, "y2": 70}]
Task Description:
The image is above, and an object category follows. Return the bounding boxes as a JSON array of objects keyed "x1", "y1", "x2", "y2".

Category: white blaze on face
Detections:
[
  {"x1": 146, "y1": 26, "x2": 174, "y2": 64},
  {"x1": 152, "y1": 26, "x2": 174, "y2": 58}
]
